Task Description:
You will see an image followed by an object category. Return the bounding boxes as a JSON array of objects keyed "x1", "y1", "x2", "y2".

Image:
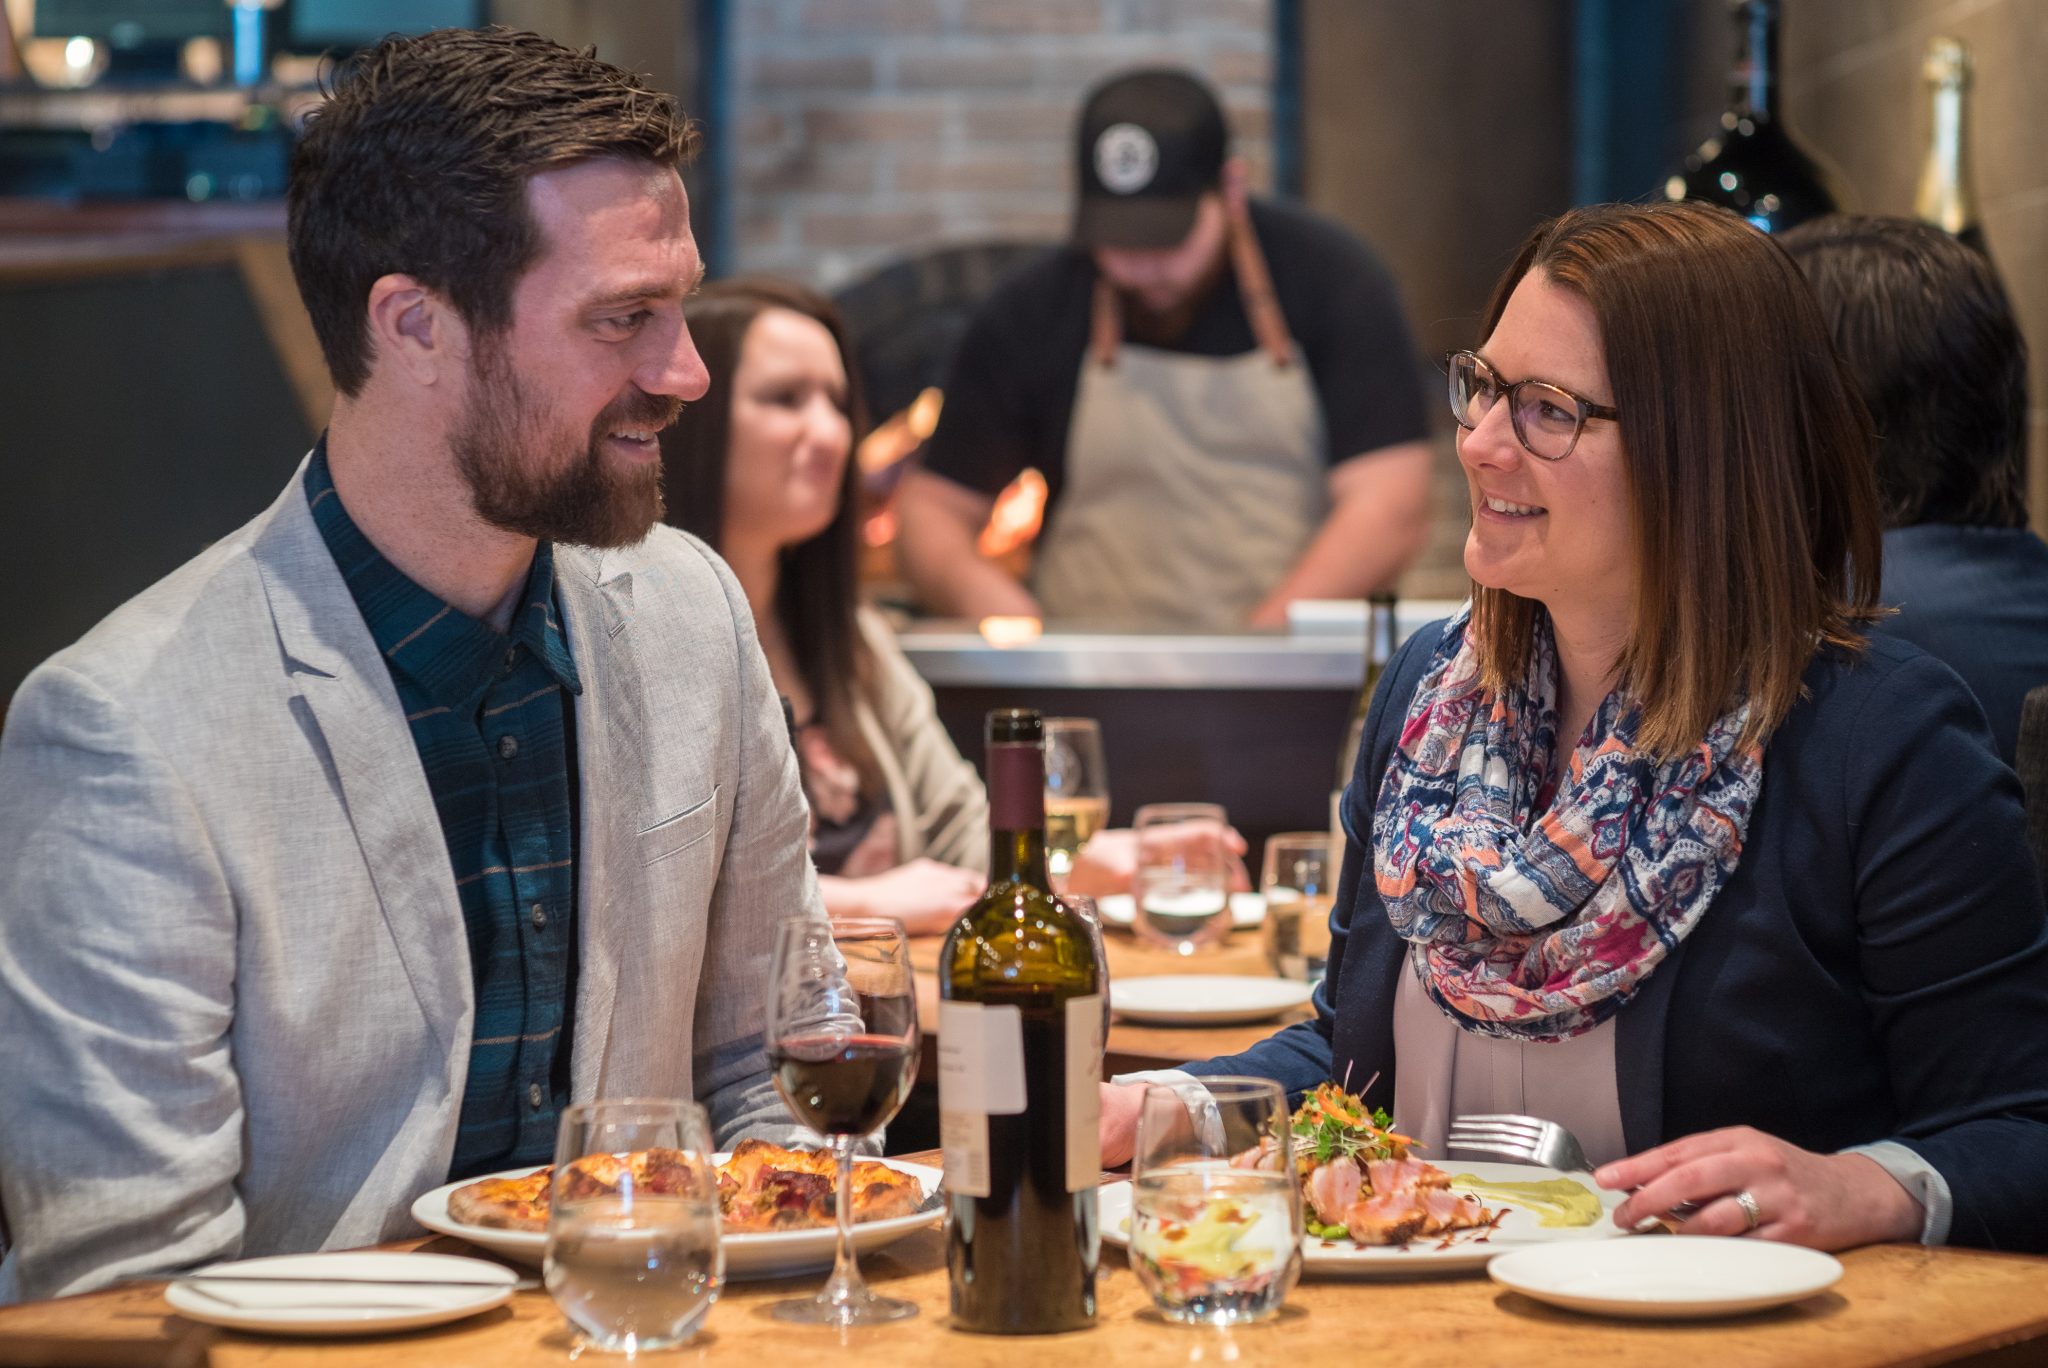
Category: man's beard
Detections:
[{"x1": 451, "y1": 343, "x2": 683, "y2": 548}]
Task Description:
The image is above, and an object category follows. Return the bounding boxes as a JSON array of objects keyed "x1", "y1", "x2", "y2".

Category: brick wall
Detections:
[{"x1": 727, "y1": 0, "x2": 1277, "y2": 288}]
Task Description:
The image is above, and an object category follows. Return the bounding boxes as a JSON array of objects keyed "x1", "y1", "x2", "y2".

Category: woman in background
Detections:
[{"x1": 661, "y1": 278, "x2": 988, "y2": 932}]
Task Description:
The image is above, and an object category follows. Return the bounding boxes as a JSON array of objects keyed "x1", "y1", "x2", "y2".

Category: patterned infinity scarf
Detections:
[{"x1": 1372, "y1": 607, "x2": 1764, "y2": 1042}]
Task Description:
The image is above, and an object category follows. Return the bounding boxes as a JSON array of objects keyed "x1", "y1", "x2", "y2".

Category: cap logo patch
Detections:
[{"x1": 1094, "y1": 122, "x2": 1159, "y2": 195}]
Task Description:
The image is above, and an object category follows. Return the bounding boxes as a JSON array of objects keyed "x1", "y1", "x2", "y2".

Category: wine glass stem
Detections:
[{"x1": 821, "y1": 1132, "x2": 865, "y2": 1307}]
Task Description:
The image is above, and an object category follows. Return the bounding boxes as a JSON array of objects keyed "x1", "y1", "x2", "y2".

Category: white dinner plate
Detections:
[
  {"x1": 411, "y1": 1156, "x2": 943, "y2": 1280},
  {"x1": 1096, "y1": 891, "x2": 1266, "y2": 929},
  {"x1": 164, "y1": 1251, "x2": 517, "y2": 1337},
  {"x1": 1488, "y1": 1235, "x2": 1843, "y2": 1319},
  {"x1": 1109, "y1": 974, "x2": 1313, "y2": 1025},
  {"x1": 1102, "y1": 1161, "x2": 1627, "y2": 1278}
]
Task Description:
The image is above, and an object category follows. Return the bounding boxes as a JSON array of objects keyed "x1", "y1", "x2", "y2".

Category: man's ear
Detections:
[{"x1": 365, "y1": 273, "x2": 460, "y2": 387}]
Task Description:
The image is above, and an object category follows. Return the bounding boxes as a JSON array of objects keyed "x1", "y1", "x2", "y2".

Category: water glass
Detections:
[
  {"x1": 1129, "y1": 1077, "x2": 1301, "y2": 1325},
  {"x1": 1132, "y1": 802, "x2": 1232, "y2": 956},
  {"x1": 545, "y1": 1098, "x2": 723, "y2": 1354},
  {"x1": 1260, "y1": 832, "x2": 1335, "y2": 983},
  {"x1": 1044, "y1": 717, "x2": 1110, "y2": 888}
]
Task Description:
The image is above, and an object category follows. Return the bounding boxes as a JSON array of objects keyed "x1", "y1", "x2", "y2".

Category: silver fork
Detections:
[
  {"x1": 1448, "y1": 1113, "x2": 1591, "y2": 1173},
  {"x1": 1448, "y1": 1112, "x2": 1698, "y2": 1216}
]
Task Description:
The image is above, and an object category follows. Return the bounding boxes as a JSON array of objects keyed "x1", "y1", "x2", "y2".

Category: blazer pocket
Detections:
[{"x1": 637, "y1": 789, "x2": 719, "y2": 867}]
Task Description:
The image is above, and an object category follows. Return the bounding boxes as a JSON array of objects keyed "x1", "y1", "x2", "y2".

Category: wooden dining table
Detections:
[
  {"x1": 5, "y1": 1163, "x2": 2048, "y2": 1368},
  {"x1": 9, "y1": 925, "x2": 2048, "y2": 1366}
]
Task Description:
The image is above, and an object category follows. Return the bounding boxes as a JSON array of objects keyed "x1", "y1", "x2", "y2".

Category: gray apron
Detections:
[{"x1": 1030, "y1": 199, "x2": 1326, "y2": 629}]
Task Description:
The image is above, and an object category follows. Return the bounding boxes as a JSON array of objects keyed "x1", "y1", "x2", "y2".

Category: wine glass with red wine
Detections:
[{"x1": 763, "y1": 916, "x2": 921, "y2": 1325}]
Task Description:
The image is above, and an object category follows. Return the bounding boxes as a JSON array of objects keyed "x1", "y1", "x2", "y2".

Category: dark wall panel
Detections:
[{"x1": 0, "y1": 261, "x2": 311, "y2": 702}]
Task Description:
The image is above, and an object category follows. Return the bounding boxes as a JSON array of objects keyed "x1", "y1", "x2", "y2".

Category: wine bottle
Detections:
[
  {"x1": 939, "y1": 709, "x2": 1102, "y2": 1335},
  {"x1": 1665, "y1": 0, "x2": 1844, "y2": 233},
  {"x1": 1330, "y1": 593, "x2": 1398, "y2": 863},
  {"x1": 1915, "y1": 36, "x2": 1985, "y2": 253}
]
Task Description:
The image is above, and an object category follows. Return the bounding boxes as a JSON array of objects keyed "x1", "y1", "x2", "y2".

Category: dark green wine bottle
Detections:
[
  {"x1": 939, "y1": 709, "x2": 1102, "y2": 1335},
  {"x1": 1665, "y1": 0, "x2": 1845, "y2": 233}
]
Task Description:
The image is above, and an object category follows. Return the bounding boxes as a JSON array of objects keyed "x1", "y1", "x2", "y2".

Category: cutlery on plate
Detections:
[
  {"x1": 1447, "y1": 1111, "x2": 1701, "y2": 1219},
  {"x1": 127, "y1": 1271, "x2": 538, "y2": 1291},
  {"x1": 176, "y1": 1283, "x2": 457, "y2": 1314}
]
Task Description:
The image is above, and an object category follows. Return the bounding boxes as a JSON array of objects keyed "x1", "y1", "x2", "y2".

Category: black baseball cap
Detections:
[{"x1": 1071, "y1": 68, "x2": 1228, "y2": 249}]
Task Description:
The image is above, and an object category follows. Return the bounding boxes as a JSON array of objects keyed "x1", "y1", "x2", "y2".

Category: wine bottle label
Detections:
[
  {"x1": 1065, "y1": 994, "x2": 1103, "y2": 1192},
  {"x1": 938, "y1": 1001, "x2": 1025, "y2": 1198}
]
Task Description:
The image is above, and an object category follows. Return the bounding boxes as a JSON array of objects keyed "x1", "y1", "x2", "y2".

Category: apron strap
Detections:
[
  {"x1": 1089, "y1": 275, "x2": 1122, "y2": 369},
  {"x1": 1086, "y1": 196, "x2": 1298, "y2": 371},
  {"x1": 1223, "y1": 192, "x2": 1296, "y2": 369}
]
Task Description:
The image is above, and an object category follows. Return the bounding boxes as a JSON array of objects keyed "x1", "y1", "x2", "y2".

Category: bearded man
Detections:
[{"x1": 0, "y1": 27, "x2": 819, "y2": 1302}]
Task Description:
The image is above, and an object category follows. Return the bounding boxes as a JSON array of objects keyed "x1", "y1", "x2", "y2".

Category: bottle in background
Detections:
[
  {"x1": 1331, "y1": 593, "x2": 1398, "y2": 866},
  {"x1": 1665, "y1": 0, "x2": 1845, "y2": 233},
  {"x1": 939, "y1": 709, "x2": 1102, "y2": 1335},
  {"x1": 1915, "y1": 36, "x2": 1985, "y2": 254}
]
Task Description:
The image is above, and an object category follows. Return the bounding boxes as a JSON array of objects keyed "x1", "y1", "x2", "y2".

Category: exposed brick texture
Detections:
[{"x1": 728, "y1": 0, "x2": 1277, "y2": 289}]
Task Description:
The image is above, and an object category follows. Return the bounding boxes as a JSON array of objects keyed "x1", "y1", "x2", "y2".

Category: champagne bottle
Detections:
[
  {"x1": 1915, "y1": 36, "x2": 1985, "y2": 254},
  {"x1": 1665, "y1": 0, "x2": 1844, "y2": 233},
  {"x1": 1331, "y1": 593, "x2": 1398, "y2": 863},
  {"x1": 939, "y1": 709, "x2": 1102, "y2": 1334}
]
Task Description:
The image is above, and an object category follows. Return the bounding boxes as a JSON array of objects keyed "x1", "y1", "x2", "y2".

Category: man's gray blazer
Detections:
[{"x1": 0, "y1": 464, "x2": 820, "y2": 1301}]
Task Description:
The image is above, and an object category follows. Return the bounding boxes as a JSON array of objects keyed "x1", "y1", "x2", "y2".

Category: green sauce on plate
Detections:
[{"x1": 1449, "y1": 1174, "x2": 1602, "y2": 1228}]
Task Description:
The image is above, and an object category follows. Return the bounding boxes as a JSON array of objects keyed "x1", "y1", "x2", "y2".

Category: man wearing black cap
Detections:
[{"x1": 897, "y1": 67, "x2": 1432, "y2": 629}]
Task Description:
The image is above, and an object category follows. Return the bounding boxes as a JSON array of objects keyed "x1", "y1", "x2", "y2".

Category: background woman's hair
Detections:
[
  {"x1": 1780, "y1": 214, "x2": 2030, "y2": 531},
  {"x1": 288, "y1": 26, "x2": 697, "y2": 397},
  {"x1": 1470, "y1": 200, "x2": 1883, "y2": 758},
  {"x1": 659, "y1": 276, "x2": 880, "y2": 794}
]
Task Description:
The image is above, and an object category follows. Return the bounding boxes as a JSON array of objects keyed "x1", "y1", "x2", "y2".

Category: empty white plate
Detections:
[
  {"x1": 1109, "y1": 974, "x2": 1313, "y2": 1025},
  {"x1": 1096, "y1": 891, "x2": 1265, "y2": 929},
  {"x1": 1489, "y1": 1236, "x2": 1843, "y2": 1319},
  {"x1": 164, "y1": 1251, "x2": 518, "y2": 1336}
]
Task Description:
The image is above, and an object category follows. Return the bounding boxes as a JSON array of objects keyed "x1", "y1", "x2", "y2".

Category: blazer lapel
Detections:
[
  {"x1": 558, "y1": 547, "x2": 643, "y2": 1099},
  {"x1": 249, "y1": 472, "x2": 473, "y2": 1065}
]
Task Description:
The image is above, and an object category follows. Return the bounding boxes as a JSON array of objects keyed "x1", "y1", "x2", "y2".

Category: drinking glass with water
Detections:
[
  {"x1": 545, "y1": 1098, "x2": 723, "y2": 1354},
  {"x1": 1129, "y1": 1077, "x2": 1301, "y2": 1325},
  {"x1": 1261, "y1": 832, "x2": 1335, "y2": 983},
  {"x1": 1132, "y1": 802, "x2": 1233, "y2": 955}
]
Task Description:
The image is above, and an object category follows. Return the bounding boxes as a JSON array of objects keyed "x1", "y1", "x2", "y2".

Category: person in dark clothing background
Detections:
[{"x1": 1783, "y1": 214, "x2": 2048, "y2": 767}]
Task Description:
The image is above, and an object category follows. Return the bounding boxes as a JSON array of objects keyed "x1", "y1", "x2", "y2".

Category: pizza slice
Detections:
[
  {"x1": 443, "y1": 1141, "x2": 924, "y2": 1235},
  {"x1": 446, "y1": 1167, "x2": 552, "y2": 1232}
]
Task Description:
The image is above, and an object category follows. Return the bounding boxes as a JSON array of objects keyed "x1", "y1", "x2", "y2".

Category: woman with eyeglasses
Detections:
[{"x1": 1101, "y1": 201, "x2": 2048, "y2": 1253}]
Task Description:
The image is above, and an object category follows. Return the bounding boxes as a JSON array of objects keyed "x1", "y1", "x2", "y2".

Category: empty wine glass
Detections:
[
  {"x1": 545, "y1": 1098, "x2": 722, "y2": 1354},
  {"x1": 763, "y1": 917, "x2": 920, "y2": 1325},
  {"x1": 1044, "y1": 717, "x2": 1110, "y2": 889}
]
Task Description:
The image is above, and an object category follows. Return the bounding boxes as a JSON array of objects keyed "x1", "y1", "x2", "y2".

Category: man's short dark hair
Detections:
[
  {"x1": 1781, "y1": 215, "x2": 2030, "y2": 530},
  {"x1": 288, "y1": 26, "x2": 698, "y2": 397}
]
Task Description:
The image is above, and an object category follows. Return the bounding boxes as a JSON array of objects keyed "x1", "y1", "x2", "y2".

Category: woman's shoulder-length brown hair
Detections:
[
  {"x1": 657, "y1": 275, "x2": 881, "y2": 790},
  {"x1": 1470, "y1": 201, "x2": 1883, "y2": 759}
]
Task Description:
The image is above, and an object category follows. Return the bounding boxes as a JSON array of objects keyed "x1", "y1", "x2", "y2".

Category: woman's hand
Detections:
[
  {"x1": 818, "y1": 859, "x2": 984, "y2": 936},
  {"x1": 1064, "y1": 826, "x2": 1253, "y2": 897},
  {"x1": 1099, "y1": 1081, "x2": 1148, "y2": 1168},
  {"x1": 1597, "y1": 1125, "x2": 1925, "y2": 1251}
]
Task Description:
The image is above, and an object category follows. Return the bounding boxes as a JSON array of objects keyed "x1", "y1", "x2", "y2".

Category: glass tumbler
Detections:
[
  {"x1": 544, "y1": 1098, "x2": 723, "y2": 1354},
  {"x1": 1132, "y1": 802, "x2": 1233, "y2": 955},
  {"x1": 1260, "y1": 832, "x2": 1335, "y2": 983},
  {"x1": 1128, "y1": 1077, "x2": 1302, "y2": 1325}
]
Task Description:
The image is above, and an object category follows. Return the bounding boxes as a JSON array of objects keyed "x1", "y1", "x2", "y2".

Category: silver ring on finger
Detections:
[{"x1": 1734, "y1": 1188, "x2": 1762, "y2": 1233}]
